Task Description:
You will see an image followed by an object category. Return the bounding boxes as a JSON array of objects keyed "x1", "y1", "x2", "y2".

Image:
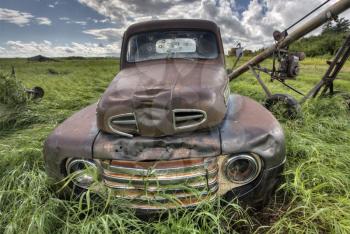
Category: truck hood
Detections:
[{"x1": 97, "y1": 60, "x2": 228, "y2": 137}]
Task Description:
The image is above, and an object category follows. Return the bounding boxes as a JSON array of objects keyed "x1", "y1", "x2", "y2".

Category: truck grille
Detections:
[
  {"x1": 173, "y1": 109, "x2": 207, "y2": 130},
  {"x1": 100, "y1": 157, "x2": 218, "y2": 209}
]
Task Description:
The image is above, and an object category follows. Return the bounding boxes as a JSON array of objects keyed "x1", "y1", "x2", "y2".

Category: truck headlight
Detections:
[
  {"x1": 223, "y1": 154, "x2": 261, "y2": 184},
  {"x1": 66, "y1": 159, "x2": 97, "y2": 189}
]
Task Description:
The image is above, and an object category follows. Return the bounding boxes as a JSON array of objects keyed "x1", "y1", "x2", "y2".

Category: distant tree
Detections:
[
  {"x1": 322, "y1": 20, "x2": 334, "y2": 34},
  {"x1": 322, "y1": 17, "x2": 350, "y2": 34},
  {"x1": 334, "y1": 17, "x2": 350, "y2": 33},
  {"x1": 290, "y1": 17, "x2": 349, "y2": 56},
  {"x1": 243, "y1": 49, "x2": 254, "y2": 56}
]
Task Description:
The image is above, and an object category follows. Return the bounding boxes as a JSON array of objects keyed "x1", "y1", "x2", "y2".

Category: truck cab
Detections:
[
  {"x1": 44, "y1": 19, "x2": 285, "y2": 211},
  {"x1": 97, "y1": 20, "x2": 228, "y2": 137}
]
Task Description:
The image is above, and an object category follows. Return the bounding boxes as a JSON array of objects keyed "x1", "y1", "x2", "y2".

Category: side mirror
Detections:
[
  {"x1": 235, "y1": 48, "x2": 243, "y2": 58},
  {"x1": 230, "y1": 43, "x2": 244, "y2": 70}
]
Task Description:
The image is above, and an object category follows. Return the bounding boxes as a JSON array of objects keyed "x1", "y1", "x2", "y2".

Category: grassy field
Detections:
[{"x1": 0, "y1": 57, "x2": 349, "y2": 233}]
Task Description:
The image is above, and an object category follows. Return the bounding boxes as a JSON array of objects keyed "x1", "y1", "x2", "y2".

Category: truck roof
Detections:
[{"x1": 124, "y1": 19, "x2": 220, "y2": 37}]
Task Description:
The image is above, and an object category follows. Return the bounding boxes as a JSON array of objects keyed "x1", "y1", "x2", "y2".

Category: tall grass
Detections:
[{"x1": 0, "y1": 57, "x2": 349, "y2": 233}]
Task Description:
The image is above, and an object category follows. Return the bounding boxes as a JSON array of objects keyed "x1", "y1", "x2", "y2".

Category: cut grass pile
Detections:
[
  {"x1": 0, "y1": 71, "x2": 28, "y2": 105},
  {"x1": 0, "y1": 70, "x2": 37, "y2": 130},
  {"x1": 0, "y1": 57, "x2": 349, "y2": 233}
]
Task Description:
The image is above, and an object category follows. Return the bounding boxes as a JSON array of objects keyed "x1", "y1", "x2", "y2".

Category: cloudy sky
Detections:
[{"x1": 0, "y1": 0, "x2": 349, "y2": 57}]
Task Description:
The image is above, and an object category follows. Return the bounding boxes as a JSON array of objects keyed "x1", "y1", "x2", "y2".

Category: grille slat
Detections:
[
  {"x1": 108, "y1": 113, "x2": 138, "y2": 137},
  {"x1": 101, "y1": 157, "x2": 218, "y2": 209},
  {"x1": 173, "y1": 109, "x2": 207, "y2": 130},
  {"x1": 175, "y1": 114, "x2": 204, "y2": 122},
  {"x1": 104, "y1": 178, "x2": 218, "y2": 192},
  {"x1": 113, "y1": 185, "x2": 219, "y2": 202},
  {"x1": 111, "y1": 119, "x2": 137, "y2": 125}
]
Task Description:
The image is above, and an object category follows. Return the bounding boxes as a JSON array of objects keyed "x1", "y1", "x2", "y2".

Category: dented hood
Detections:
[{"x1": 97, "y1": 60, "x2": 228, "y2": 137}]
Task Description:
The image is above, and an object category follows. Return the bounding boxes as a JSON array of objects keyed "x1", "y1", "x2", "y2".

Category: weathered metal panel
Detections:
[
  {"x1": 44, "y1": 103, "x2": 99, "y2": 180},
  {"x1": 96, "y1": 61, "x2": 228, "y2": 137},
  {"x1": 93, "y1": 94, "x2": 285, "y2": 169},
  {"x1": 220, "y1": 95, "x2": 285, "y2": 168},
  {"x1": 93, "y1": 127, "x2": 222, "y2": 161}
]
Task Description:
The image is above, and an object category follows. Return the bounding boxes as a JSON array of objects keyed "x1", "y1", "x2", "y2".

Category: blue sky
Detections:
[
  {"x1": 0, "y1": 0, "x2": 348, "y2": 57},
  {"x1": 0, "y1": 0, "x2": 114, "y2": 45}
]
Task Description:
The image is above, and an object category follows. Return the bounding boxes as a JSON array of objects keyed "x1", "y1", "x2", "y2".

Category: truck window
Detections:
[{"x1": 126, "y1": 31, "x2": 219, "y2": 63}]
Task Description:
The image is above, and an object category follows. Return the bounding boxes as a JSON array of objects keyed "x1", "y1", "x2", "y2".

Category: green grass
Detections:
[{"x1": 0, "y1": 57, "x2": 349, "y2": 233}]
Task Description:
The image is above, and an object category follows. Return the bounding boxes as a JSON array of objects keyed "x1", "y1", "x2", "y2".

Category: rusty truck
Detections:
[{"x1": 44, "y1": 0, "x2": 350, "y2": 211}]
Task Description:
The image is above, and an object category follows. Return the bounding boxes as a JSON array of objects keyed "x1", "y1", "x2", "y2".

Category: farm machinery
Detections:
[{"x1": 229, "y1": 0, "x2": 350, "y2": 116}]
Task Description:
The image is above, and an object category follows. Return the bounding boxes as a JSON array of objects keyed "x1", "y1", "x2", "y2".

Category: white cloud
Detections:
[
  {"x1": 90, "y1": 18, "x2": 110, "y2": 24},
  {"x1": 59, "y1": 17, "x2": 70, "y2": 21},
  {"x1": 74, "y1": 21, "x2": 87, "y2": 26},
  {"x1": 1, "y1": 40, "x2": 120, "y2": 58},
  {"x1": 48, "y1": 1, "x2": 59, "y2": 8},
  {"x1": 77, "y1": 0, "x2": 348, "y2": 51},
  {"x1": 83, "y1": 28, "x2": 124, "y2": 41},
  {"x1": 0, "y1": 8, "x2": 52, "y2": 27},
  {"x1": 0, "y1": 8, "x2": 34, "y2": 27},
  {"x1": 2, "y1": 0, "x2": 349, "y2": 57},
  {"x1": 36, "y1": 17, "x2": 52, "y2": 25},
  {"x1": 59, "y1": 17, "x2": 87, "y2": 26}
]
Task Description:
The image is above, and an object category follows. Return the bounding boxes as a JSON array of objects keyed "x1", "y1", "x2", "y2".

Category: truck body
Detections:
[{"x1": 44, "y1": 19, "x2": 285, "y2": 210}]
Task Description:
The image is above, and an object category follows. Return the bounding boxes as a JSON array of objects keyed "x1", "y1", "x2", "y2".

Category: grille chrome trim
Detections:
[
  {"x1": 108, "y1": 113, "x2": 138, "y2": 138},
  {"x1": 100, "y1": 157, "x2": 218, "y2": 209},
  {"x1": 104, "y1": 178, "x2": 218, "y2": 192},
  {"x1": 173, "y1": 109, "x2": 207, "y2": 130},
  {"x1": 102, "y1": 166, "x2": 218, "y2": 185},
  {"x1": 100, "y1": 158, "x2": 216, "y2": 176}
]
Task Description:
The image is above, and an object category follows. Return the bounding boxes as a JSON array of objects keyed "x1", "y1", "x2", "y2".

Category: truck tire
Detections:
[
  {"x1": 265, "y1": 94, "x2": 301, "y2": 119},
  {"x1": 31, "y1": 86, "x2": 45, "y2": 99}
]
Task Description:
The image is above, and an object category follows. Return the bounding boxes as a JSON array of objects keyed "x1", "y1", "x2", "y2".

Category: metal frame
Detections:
[
  {"x1": 300, "y1": 33, "x2": 350, "y2": 103},
  {"x1": 247, "y1": 33, "x2": 350, "y2": 105}
]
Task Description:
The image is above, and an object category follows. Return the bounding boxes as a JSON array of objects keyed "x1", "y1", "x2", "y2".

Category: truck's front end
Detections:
[{"x1": 44, "y1": 19, "x2": 285, "y2": 211}]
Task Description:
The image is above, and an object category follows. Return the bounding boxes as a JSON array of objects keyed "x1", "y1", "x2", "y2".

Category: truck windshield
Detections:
[{"x1": 126, "y1": 31, "x2": 219, "y2": 63}]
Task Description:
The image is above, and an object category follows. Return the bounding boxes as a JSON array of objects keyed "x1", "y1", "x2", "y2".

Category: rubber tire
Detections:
[
  {"x1": 265, "y1": 93, "x2": 301, "y2": 119},
  {"x1": 32, "y1": 86, "x2": 45, "y2": 99}
]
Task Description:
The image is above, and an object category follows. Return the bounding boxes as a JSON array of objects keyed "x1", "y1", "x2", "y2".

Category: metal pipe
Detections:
[{"x1": 228, "y1": 0, "x2": 350, "y2": 81}]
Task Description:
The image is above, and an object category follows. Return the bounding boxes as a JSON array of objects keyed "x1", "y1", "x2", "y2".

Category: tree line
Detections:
[{"x1": 290, "y1": 17, "x2": 350, "y2": 56}]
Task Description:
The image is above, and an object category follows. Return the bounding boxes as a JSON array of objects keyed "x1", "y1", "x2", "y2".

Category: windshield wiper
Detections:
[{"x1": 178, "y1": 57, "x2": 197, "y2": 62}]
